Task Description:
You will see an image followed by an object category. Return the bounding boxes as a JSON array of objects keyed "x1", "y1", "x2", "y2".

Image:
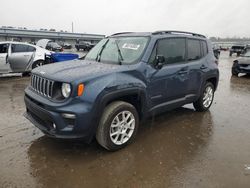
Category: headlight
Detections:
[{"x1": 61, "y1": 83, "x2": 71, "y2": 98}]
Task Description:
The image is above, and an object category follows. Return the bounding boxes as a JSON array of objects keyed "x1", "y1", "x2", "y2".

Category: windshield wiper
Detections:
[
  {"x1": 114, "y1": 40, "x2": 124, "y2": 65},
  {"x1": 96, "y1": 39, "x2": 109, "y2": 62}
]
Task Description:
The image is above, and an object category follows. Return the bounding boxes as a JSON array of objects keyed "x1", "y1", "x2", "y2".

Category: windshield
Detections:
[
  {"x1": 49, "y1": 42, "x2": 60, "y2": 48},
  {"x1": 242, "y1": 51, "x2": 250, "y2": 57},
  {"x1": 232, "y1": 46, "x2": 244, "y2": 49},
  {"x1": 85, "y1": 37, "x2": 149, "y2": 64}
]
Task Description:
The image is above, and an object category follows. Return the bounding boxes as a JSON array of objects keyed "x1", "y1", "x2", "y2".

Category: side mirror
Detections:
[{"x1": 155, "y1": 55, "x2": 165, "y2": 69}]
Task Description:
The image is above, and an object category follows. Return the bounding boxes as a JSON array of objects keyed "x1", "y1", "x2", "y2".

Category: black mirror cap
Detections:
[{"x1": 155, "y1": 55, "x2": 165, "y2": 69}]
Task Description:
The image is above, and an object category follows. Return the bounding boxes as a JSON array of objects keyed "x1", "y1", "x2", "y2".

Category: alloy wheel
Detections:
[
  {"x1": 109, "y1": 110, "x2": 135, "y2": 145},
  {"x1": 203, "y1": 86, "x2": 214, "y2": 108}
]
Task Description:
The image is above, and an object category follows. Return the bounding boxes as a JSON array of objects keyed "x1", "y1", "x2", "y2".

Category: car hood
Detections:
[
  {"x1": 32, "y1": 60, "x2": 122, "y2": 82},
  {"x1": 237, "y1": 57, "x2": 250, "y2": 65}
]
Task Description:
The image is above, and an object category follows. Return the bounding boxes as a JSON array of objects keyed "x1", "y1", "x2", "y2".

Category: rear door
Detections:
[
  {"x1": 186, "y1": 38, "x2": 206, "y2": 98},
  {"x1": 8, "y1": 44, "x2": 35, "y2": 72},
  {"x1": 0, "y1": 43, "x2": 10, "y2": 73},
  {"x1": 147, "y1": 37, "x2": 189, "y2": 109}
]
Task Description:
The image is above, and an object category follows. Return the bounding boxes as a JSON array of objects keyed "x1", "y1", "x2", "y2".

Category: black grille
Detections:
[{"x1": 31, "y1": 74, "x2": 54, "y2": 98}]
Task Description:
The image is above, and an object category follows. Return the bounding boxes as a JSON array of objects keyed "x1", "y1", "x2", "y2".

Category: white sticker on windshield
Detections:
[{"x1": 122, "y1": 43, "x2": 140, "y2": 50}]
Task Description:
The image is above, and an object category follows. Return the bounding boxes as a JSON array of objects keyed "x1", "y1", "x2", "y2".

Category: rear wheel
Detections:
[
  {"x1": 193, "y1": 82, "x2": 215, "y2": 112},
  {"x1": 96, "y1": 101, "x2": 139, "y2": 151},
  {"x1": 32, "y1": 60, "x2": 44, "y2": 69}
]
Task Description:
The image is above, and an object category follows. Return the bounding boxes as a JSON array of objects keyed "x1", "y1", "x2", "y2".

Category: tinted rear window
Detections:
[
  {"x1": 12, "y1": 44, "x2": 28, "y2": 53},
  {"x1": 12, "y1": 44, "x2": 35, "y2": 53},
  {"x1": 201, "y1": 40, "x2": 208, "y2": 56},
  {"x1": 187, "y1": 39, "x2": 201, "y2": 61},
  {"x1": 27, "y1": 46, "x2": 36, "y2": 52},
  {"x1": 232, "y1": 46, "x2": 245, "y2": 49}
]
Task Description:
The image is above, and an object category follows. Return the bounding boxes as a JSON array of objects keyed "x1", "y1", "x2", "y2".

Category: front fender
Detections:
[{"x1": 81, "y1": 73, "x2": 147, "y2": 137}]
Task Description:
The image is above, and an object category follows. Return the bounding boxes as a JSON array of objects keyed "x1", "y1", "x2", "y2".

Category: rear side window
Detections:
[
  {"x1": 187, "y1": 39, "x2": 201, "y2": 61},
  {"x1": 157, "y1": 38, "x2": 186, "y2": 64},
  {"x1": 12, "y1": 44, "x2": 36, "y2": 53},
  {"x1": 201, "y1": 40, "x2": 208, "y2": 56},
  {"x1": 12, "y1": 44, "x2": 27, "y2": 53},
  {"x1": 0, "y1": 43, "x2": 8, "y2": 53},
  {"x1": 27, "y1": 46, "x2": 36, "y2": 52}
]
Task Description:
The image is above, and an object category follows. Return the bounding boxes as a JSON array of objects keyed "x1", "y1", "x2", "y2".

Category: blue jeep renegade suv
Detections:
[{"x1": 24, "y1": 31, "x2": 219, "y2": 151}]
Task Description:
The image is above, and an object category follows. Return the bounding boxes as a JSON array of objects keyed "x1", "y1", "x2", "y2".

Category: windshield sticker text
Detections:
[{"x1": 122, "y1": 43, "x2": 140, "y2": 50}]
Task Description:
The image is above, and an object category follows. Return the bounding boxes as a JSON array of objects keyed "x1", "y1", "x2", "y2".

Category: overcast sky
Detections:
[{"x1": 1, "y1": 0, "x2": 250, "y2": 37}]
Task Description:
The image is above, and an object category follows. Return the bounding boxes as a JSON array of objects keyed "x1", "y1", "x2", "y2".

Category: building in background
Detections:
[{"x1": 0, "y1": 27, "x2": 105, "y2": 45}]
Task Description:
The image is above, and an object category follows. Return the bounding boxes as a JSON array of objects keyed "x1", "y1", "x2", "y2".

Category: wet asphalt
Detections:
[{"x1": 0, "y1": 51, "x2": 250, "y2": 188}]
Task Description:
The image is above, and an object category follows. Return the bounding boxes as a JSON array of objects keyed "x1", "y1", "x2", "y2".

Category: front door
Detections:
[
  {"x1": 147, "y1": 37, "x2": 189, "y2": 110},
  {"x1": 0, "y1": 43, "x2": 10, "y2": 73}
]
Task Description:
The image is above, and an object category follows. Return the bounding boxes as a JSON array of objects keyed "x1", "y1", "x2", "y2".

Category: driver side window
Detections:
[{"x1": 149, "y1": 38, "x2": 186, "y2": 65}]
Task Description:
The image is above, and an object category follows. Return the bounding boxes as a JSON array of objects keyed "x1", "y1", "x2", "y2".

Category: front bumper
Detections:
[{"x1": 24, "y1": 88, "x2": 96, "y2": 142}]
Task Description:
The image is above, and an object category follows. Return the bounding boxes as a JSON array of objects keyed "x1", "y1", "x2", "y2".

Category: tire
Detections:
[
  {"x1": 32, "y1": 60, "x2": 45, "y2": 69},
  {"x1": 193, "y1": 82, "x2": 215, "y2": 112},
  {"x1": 232, "y1": 68, "x2": 238, "y2": 76},
  {"x1": 96, "y1": 101, "x2": 139, "y2": 151},
  {"x1": 22, "y1": 72, "x2": 31, "y2": 77},
  {"x1": 232, "y1": 62, "x2": 239, "y2": 76}
]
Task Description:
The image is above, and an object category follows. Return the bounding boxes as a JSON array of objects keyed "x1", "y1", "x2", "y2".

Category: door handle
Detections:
[
  {"x1": 178, "y1": 70, "x2": 188, "y2": 75},
  {"x1": 200, "y1": 64, "x2": 207, "y2": 70},
  {"x1": 178, "y1": 67, "x2": 188, "y2": 75},
  {"x1": 24, "y1": 54, "x2": 30, "y2": 57}
]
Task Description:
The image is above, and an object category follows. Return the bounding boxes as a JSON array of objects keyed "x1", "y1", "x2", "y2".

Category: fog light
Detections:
[
  {"x1": 53, "y1": 123, "x2": 56, "y2": 129},
  {"x1": 62, "y1": 113, "x2": 76, "y2": 119}
]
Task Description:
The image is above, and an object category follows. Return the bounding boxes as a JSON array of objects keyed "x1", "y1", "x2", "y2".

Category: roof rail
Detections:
[
  {"x1": 152, "y1": 30, "x2": 206, "y2": 38},
  {"x1": 111, "y1": 32, "x2": 134, "y2": 36}
]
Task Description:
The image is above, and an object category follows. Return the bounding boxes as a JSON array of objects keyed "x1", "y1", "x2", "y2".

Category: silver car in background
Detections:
[{"x1": 0, "y1": 41, "x2": 51, "y2": 74}]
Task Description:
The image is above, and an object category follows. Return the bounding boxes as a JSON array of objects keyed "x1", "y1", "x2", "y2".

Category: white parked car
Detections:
[{"x1": 0, "y1": 41, "x2": 52, "y2": 74}]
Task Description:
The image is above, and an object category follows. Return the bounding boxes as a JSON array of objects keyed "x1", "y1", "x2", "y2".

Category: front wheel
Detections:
[
  {"x1": 22, "y1": 72, "x2": 31, "y2": 77},
  {"x1": 96, "y1": 101, "x2": 139, "y2": 151},
  {"x1": 232, "y1": 68, "x2": 239, "y2": 76},
  {"x1": 232, "y1": 62, "x2": 239, "y2": 76},
  {"x1": 193, "y1": 82, "x2": 215, "y2": 112}
]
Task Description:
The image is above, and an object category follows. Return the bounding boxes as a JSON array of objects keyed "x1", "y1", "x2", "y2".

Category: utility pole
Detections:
[{"x1": 72, "y1": 22, "x2": 74, "y2": 33}]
